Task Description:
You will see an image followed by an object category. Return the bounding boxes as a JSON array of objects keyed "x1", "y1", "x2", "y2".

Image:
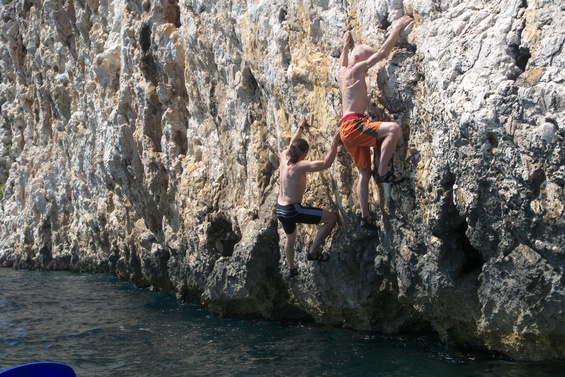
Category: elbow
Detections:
[{"x1": 323, "y1": 159, "x2": 335, "y2": 170}]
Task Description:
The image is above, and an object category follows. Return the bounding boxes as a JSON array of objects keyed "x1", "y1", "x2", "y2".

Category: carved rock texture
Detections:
[{"x1": 0, "y1": 0, "x2": 563, "y2": 361}]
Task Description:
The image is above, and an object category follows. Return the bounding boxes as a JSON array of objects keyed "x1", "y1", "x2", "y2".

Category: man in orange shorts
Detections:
[{"x1": 338, "y1": 15, "x2": 413, "y2": 230}]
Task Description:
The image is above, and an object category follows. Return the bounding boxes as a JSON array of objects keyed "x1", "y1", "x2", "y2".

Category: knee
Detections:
[
  {"x1": 358, "y1": 169, "x2": 371, "y2": 184},
  {"x1": 330, "y1": 212, "x2": 338, "y2": 226},
  {"x1": 285, "y1": 230, "x2": 297, "y2": 245},
  {"x1": 390, "y1": 122, "x2": 401, "y2": 137},
  {"x1": 322, "y1": 211, "x2": 338, "y2": 226}
]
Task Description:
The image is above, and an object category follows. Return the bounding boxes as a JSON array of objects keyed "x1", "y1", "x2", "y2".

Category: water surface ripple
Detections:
[{"x1": 1, "y1": 269, "x2": 562, "y2": 376}]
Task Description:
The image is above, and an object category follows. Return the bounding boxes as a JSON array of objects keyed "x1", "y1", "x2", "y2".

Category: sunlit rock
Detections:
[{"x1": 0, "y1": 0, "x2": 563, "y2": 361}]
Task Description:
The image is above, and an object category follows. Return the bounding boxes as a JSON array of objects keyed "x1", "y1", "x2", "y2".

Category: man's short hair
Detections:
[{"x1": 288, "y1": 139, "x2": 309, "y2": 165}]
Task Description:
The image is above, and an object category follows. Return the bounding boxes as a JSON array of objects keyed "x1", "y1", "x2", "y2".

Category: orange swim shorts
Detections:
[{"x1": 339, "y1": 113, "x2": 382, "y2": 170}]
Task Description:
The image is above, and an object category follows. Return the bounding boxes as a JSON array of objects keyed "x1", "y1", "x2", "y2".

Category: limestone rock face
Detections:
[{"x1": 0, "y1": 0, "x2": 563, "y2": 361}]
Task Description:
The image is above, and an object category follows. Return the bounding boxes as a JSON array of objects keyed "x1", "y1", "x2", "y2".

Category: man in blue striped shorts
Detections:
[{"x1": 277, "y1": 115, "x2": 341, "y2": 278}]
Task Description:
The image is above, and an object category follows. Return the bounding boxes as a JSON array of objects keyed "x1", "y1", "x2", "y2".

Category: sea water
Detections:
[{"x1": 1, "y1": 268, "x2": 563, "y2": 377}]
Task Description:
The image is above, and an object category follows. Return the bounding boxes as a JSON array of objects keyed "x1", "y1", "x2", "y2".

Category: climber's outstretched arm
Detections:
[{"x1": 366, "y1": 15, "x2": 413, "y2": 69}]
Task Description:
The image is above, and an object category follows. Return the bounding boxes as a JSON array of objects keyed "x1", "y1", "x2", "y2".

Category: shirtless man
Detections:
[
  {"x1": 276, "y1": 115, "x2": 341, "y2": 278},
  {"x1": 338, "y1": 15, "x2": 413, "y2": 230}
]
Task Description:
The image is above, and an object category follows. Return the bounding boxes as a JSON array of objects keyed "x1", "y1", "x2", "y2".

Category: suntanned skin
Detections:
[
  {"x1": 338, "y1": 15, "x2": 413, "y2": 221},
  {"x1": 339, "y1": 15, "x2": 414, "y2": 117},
  {"x1": 278, "y1": 116, "x2": 341, "y2": 270}
]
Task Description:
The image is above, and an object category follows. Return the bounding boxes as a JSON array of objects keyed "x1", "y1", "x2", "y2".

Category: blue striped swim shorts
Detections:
[{"x1": 276, "y1": 203, "x2": 323, "y2": 234}]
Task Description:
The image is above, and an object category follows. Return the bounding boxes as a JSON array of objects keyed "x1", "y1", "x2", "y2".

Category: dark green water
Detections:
[{"x1": 1, "y1": 269, "x2": 563, "y2": 376}]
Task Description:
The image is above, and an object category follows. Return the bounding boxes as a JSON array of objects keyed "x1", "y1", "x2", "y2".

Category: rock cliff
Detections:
[{"x1": 0, "y1": 0, "x2": 563, "y2": 361}]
